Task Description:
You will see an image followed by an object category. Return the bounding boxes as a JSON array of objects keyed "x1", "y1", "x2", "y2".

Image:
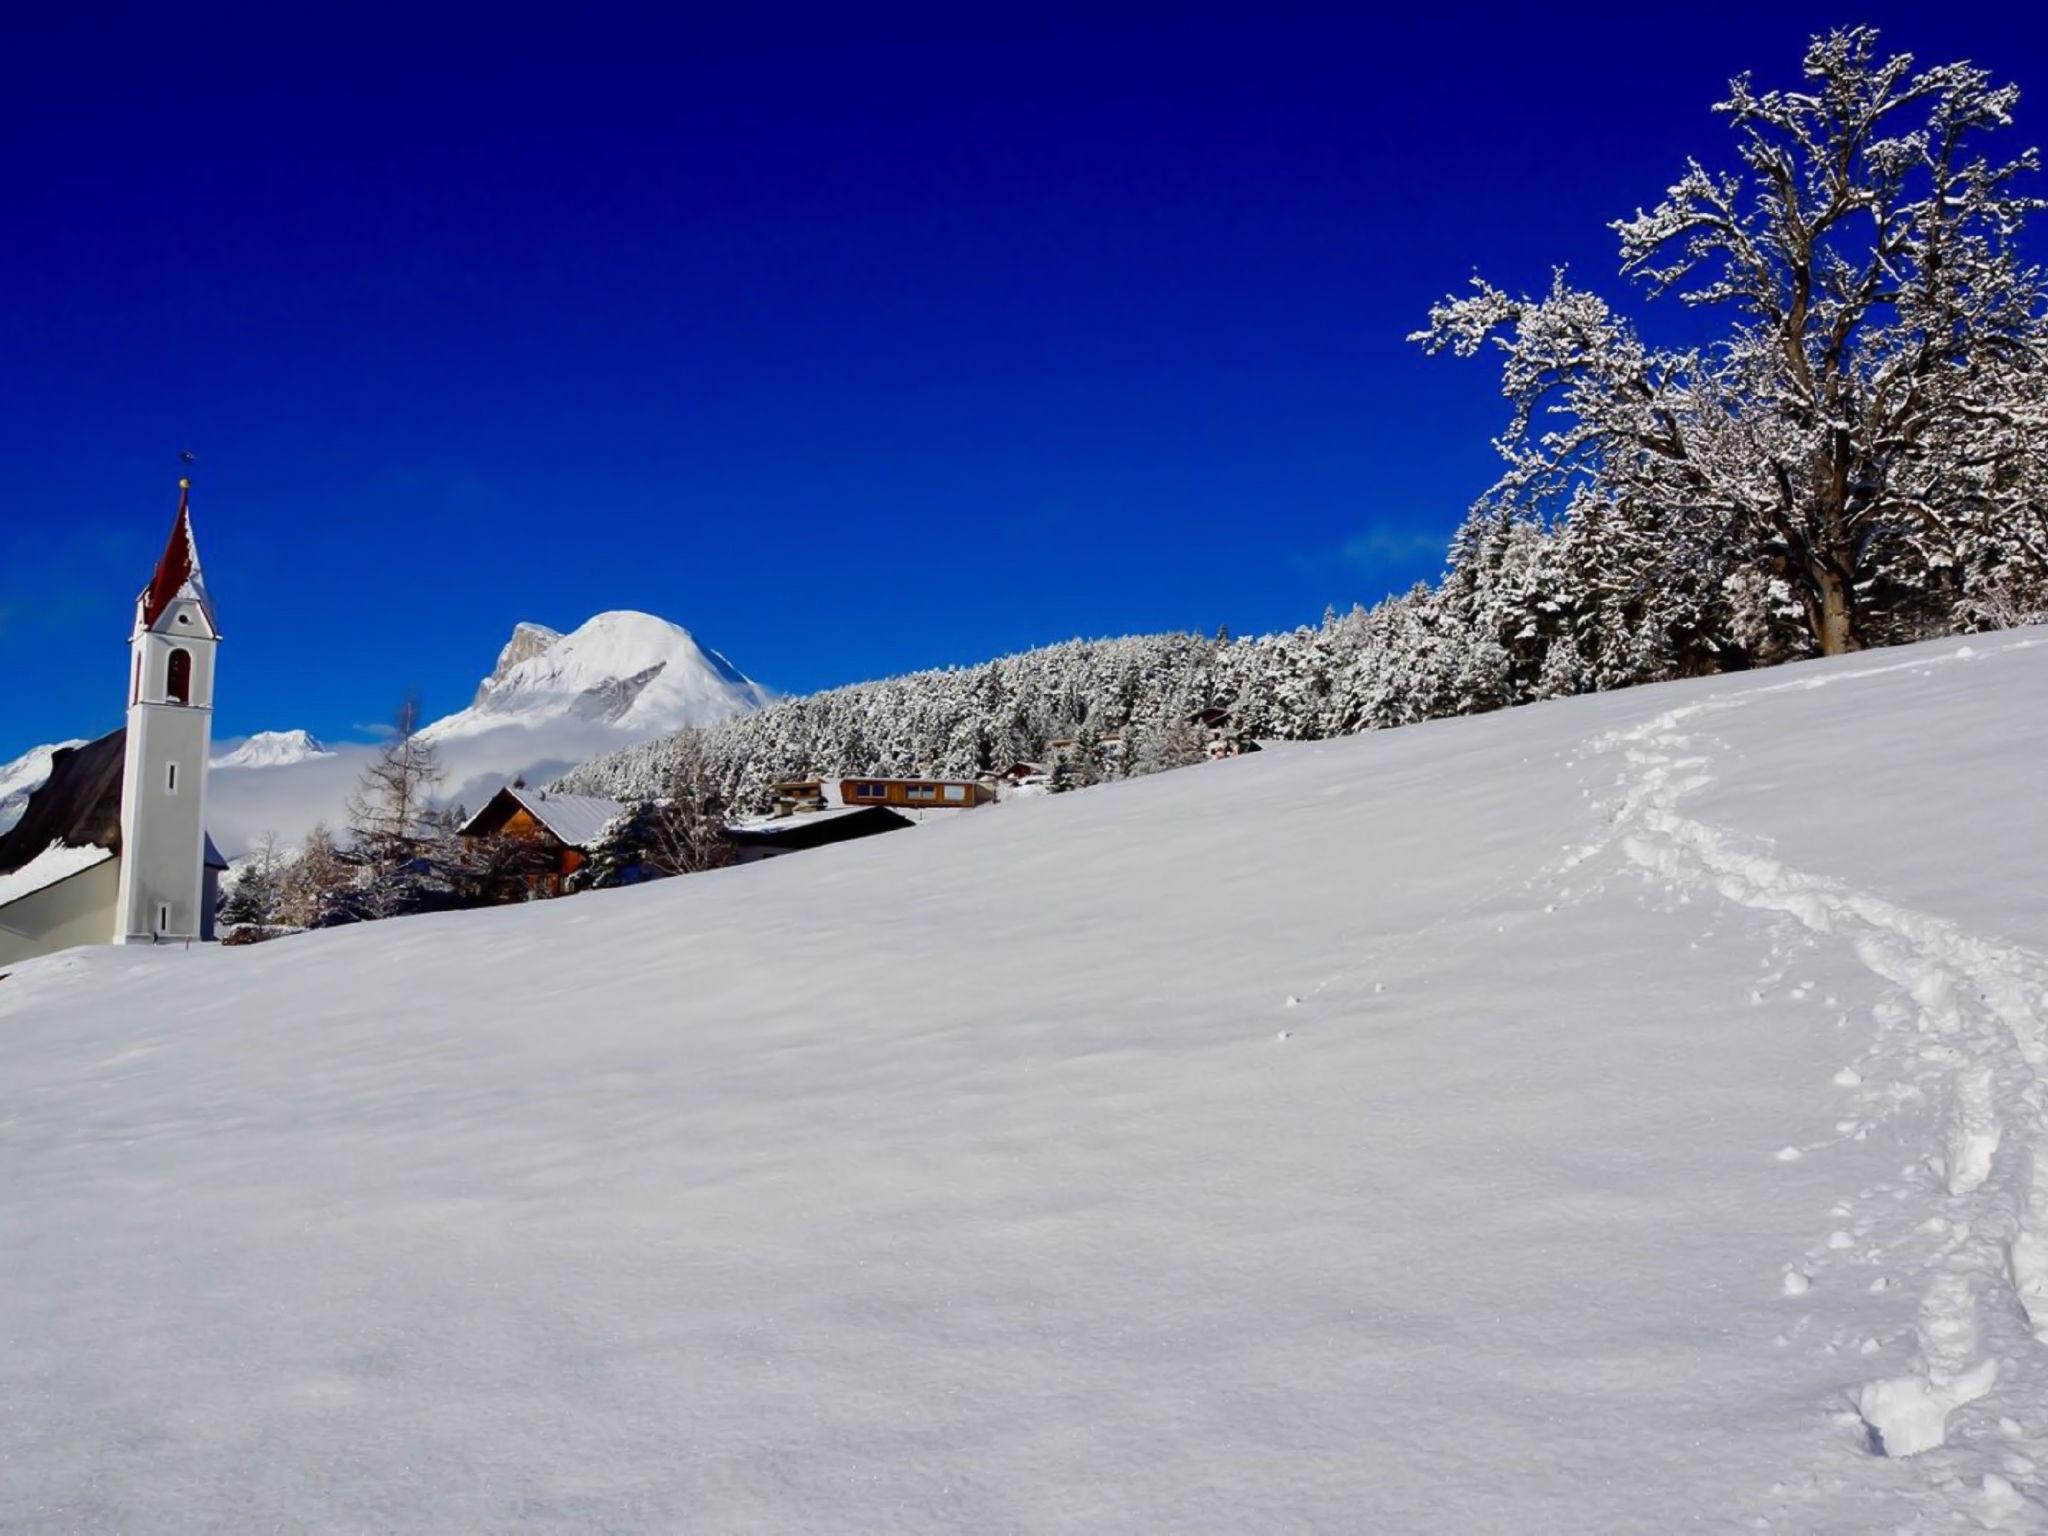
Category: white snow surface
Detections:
[
  {"x1": 0, "y1": 840, "x2": 113, "y2": 908},
  {"x1": 5, "y1": 631, "x2": 2048, "y2": 1531},
  {"x1": 0, "y1": 739, "x2": 86, "y2": 834},
  {"x1": 209, "y1": 729, "x2": 332, "y2": 769}
]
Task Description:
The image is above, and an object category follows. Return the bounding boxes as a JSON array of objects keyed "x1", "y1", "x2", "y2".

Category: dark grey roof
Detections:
[
  {"x1": 0, "y1": 730, "x2": 125, "y2": 874},
  {"x1": 723, "y1": 804, "x2": 913, "y2": 852},
  {"x1": 0, "y1": 728, "x2": 229, "y2": 875}
]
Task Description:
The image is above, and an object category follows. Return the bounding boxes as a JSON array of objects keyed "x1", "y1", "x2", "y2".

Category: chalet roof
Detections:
[
  {"x1": 459, "y1": 786, "x2": 626, "y2": 849},
  {"x1": 724, "y1": 804, "x2": 913, "y2": 850},
  {"x1": 0, "y1": 727, "x2": 226, "y2": 910},
  {"x1": 727, "y1": 804, "x2": 895, "y2": 837},
  {"x1": 139, "y1": 479, "x2": 217, "y2": 633}
]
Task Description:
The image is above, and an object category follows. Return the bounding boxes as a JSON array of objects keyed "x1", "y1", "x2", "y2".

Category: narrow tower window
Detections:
[
  {"x1": 157, "y1": 903, "x2": 171, "y2": 934},
  {"x1": 166, "y1": 648, "x2": 192, "y2": 704},
  {"x1": 166, "y1": 761, "x2": 178, "y2": 794}
]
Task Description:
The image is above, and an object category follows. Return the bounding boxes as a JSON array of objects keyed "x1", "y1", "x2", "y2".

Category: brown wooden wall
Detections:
[{"x1": 838, "y1": 778, "x2": 994, "y2": 809}]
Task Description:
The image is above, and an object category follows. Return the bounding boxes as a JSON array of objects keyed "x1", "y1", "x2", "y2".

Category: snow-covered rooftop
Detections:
[
  {"x1": 0, "y1": 841, "x2": 114, "y2": 910},
  {"x1": 465, "y1": 787, "x2": 625, "y2": 848},
  {"x1": 725, "y1": 804, "x2": 894, "y2": 836}
]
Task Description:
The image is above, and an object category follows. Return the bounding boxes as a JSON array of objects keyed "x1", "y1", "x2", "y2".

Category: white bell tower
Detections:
[{"x1": 115, "y1": 476, "x2": 220, "y2": 944}]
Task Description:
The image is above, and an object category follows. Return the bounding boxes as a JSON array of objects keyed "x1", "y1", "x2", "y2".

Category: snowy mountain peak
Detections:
[
  {"x1": 211, "y1": 730, "x2": 333, "y2": 770},
  {"x1": 425, "y1": 610, "x2": 769, "y2": 742},
  {"x1": 472, "y1": 622, "x2": 565, "y2": 706}
]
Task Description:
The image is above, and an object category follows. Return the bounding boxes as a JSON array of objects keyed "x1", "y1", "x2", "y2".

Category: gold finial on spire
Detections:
[{"x1": 178, "y1": 448, "x2": 195, "y2": 491}]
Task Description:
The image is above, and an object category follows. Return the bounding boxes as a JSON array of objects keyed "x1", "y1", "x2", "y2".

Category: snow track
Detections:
[{"x1": 1579, "y1": 639, "x2": 2048, "y2": 1520}]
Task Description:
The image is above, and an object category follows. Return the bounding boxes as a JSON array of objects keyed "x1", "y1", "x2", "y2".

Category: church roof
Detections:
[
  {"x1": 139, "y1": 479, "x2": 216, "y2": 633},
  {"x1": 0, "y1": 729, "x2": 227, "y2": 904},
  {"x1": 0, "y1": 731, "x2": 127, "y2": 876}
]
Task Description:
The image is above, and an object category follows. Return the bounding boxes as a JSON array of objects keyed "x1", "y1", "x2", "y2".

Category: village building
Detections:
[
  {"x1": 768, "y1": 779, "x2": 829, "y2": 813},
  {"x1": 1185, "y1": 704, "x2": 1262, "y2": 759},
  {"x1": 838, "y1": 776, "x2": 996, "y2": 809},
  {"x1": 456, "y1": 785, "x2": 627, "y2": 896},
  {"x1": 725, "y1": 803, "x2": 913, "y2": 863},
  {"x1": 0, "y1": 479, "x2": 229, "y2": 968},
  {"x1": 722, "y1": 777, "x2": 917, "y2": 863}
]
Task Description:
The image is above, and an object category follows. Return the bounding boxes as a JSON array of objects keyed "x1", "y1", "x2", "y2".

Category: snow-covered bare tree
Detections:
[
  {"x1": 275, "y1": 823, "x2": 355, "y2": 928},
  {"x1": 347, "y1": 694, "x2": 445, "y2": 861},
  {"x1": 642, "y1": 727, "x2": 735, "y2": 877},
  {"x1": 1416, "y1": 27, "x2": 2048, "y2": 657}
]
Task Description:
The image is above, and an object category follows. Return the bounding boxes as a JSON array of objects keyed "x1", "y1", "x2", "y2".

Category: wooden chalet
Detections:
[
  {"x1": 458, "y1": 786, "x2": 626, "y2": 896},
  {"x1": 1184, "y1": 704, "x2": 1261, "y2": 759},
  {"x1": 839, "y1": 776, "x2": 996, "y2": 809},
  {"x1": 769, "y1": 779, "x2": 829, "y2": 814}
]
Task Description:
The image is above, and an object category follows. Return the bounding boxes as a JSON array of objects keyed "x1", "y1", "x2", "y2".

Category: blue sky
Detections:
[{"x1": 3, "y1": 3, "x2": 2043, "y2": 750}]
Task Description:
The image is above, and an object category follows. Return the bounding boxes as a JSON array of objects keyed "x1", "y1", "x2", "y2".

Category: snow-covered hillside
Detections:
[
  {"x1": 4, "y1": 632, "x2": 2045, "y2": 1532},
  {"x1": 197, "y1": 611, "x2": 768, "y2": 855},
  {"x1": 0, "y1": 739, "x2": 85, "y2": 833}
]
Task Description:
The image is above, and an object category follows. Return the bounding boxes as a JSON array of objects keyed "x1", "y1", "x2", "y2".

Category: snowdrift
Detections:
[{"x1": 4, "y1": 632, "x2": 2046, "y2": 1532}]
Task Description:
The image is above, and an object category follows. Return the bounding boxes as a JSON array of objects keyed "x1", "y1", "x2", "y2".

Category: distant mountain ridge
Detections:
[{"x1": 212, "y1": 730, "x2": 332, "y2": 769}]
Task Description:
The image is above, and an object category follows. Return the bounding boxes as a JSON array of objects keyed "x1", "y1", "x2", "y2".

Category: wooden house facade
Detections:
[
  {"x1": 458, "y1": 786, "x2": 626, "y2": 897},
  {"x1": 838, "y1": 777, "x2": 996, "y2": 809}
]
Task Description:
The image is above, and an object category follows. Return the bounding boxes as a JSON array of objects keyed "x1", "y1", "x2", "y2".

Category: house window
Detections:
[
  {"x1": 906, "y1": 785, "x2": 937, "y2": 801},
  {"x1": 166, "y1": 648, "x2": 192, "y2": 705},
  {"x1": 944, "y1": 785, "x2": 967, "y2": 802},
  {"x1": 166, "y1": 761, "x2": 178, "y2": 794},
  {"x1": 855, "y1": 782, "x2": 885, "y2": 799}
]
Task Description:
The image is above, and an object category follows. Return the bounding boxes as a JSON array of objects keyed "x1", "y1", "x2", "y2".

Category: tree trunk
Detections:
[{"x1": 1813, "y1": 563, "x2": 1859, "y2": 655}]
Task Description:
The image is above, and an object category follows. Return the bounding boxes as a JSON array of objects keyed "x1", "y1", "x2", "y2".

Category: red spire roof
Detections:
[{"x1": 138, "y1": 478, "x2": 213, "y2": 631}]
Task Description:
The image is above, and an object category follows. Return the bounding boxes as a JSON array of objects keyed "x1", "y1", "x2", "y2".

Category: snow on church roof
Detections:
[
  {"x1": 0, "y1": 842, "x2": 115, "y2": 909},
  {"x1": 139, "y1": 478, "x2": 216, "y2": 632}
]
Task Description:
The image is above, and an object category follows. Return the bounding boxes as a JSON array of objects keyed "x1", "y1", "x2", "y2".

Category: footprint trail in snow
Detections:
[{"x1": 1564, "y1": 639, "x2": 2048, "y2": 1525}]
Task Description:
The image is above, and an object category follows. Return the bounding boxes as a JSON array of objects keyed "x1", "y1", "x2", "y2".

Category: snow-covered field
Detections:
[{"x1": 4, "y1": 632, "x2": 2045, "y2": 1532}]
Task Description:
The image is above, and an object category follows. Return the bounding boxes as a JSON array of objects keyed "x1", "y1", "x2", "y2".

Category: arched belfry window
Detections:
[{"x1": 166, "y1": 648, "x2": 192, "y2": 705}]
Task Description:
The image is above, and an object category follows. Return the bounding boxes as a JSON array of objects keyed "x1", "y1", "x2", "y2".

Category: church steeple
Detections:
[
  {"x1": 136, "y1": 476, "x2": 217, "y2": 638},
  {"x1": 115, "y1": 472, "x2": 222, "y2": 944}
]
